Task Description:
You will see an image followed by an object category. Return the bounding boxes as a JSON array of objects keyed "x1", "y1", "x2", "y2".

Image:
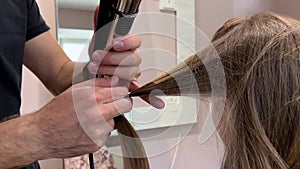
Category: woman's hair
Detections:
[
  {"x1": 114, "y1": 115, "x2": 150, "y2": 169},
  {"x1": 131, "y1": 12, "x2": 300, "y2": 169},
  {"x1": 212, "y1": 12, "x2": 300, "y2": 169}
]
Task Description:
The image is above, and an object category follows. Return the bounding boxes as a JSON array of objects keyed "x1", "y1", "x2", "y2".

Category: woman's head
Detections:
[
  {"x1": 131, "y1": 12, "x2": 300, "y2": 169},
  {"x1": 212, "y1": 12, "x2": 300, "y2": 169}
]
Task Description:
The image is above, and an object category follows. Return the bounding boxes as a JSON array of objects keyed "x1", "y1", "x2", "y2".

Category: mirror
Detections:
[{"x1": 57, "y1": 0, "x2": 96, "y2": 61}]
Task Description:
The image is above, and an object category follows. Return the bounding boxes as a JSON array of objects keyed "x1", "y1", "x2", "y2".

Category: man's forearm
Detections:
[{"x1": 0, "y1": 114, "x2": 46, "y2": 169}]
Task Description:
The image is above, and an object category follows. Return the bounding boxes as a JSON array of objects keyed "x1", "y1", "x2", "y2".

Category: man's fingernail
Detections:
[
  {"x1": 88, "y1": 62, "x2": 98, "y2": 74},
  {"x1": 113, "y1": 40, "x2": 124, "y2": 50},
  {"x1": 111, "y1": 76, "x2": 119, "y2": 83},
  {"x1": 92, "y1": 52, "x2": 104, "y2": 62}
]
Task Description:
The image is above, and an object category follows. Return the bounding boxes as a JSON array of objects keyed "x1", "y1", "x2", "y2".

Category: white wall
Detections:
[
  {"x1": 135, "y1": 0, "x2": 177, "y2": 84},
  {"x1": 233, "y1": 0, "x2": 271, "y2": 17},
  {"x1": 271, "y1": 0, "x2": 300, "y2": 20},
  {"x1": 195, "y1": 0, "x2": 234, "y2": 39},
  {"x1": 58, "y1": 8, "x2": 94, "y2": 30},
  {"x1": 195, "y1": 0, "x2": 272, "y2": 39}
]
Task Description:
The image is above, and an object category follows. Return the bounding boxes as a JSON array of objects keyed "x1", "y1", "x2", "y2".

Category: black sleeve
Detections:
[{"x1": 26, "y1": 0, "x2": 50, "y2": 41}]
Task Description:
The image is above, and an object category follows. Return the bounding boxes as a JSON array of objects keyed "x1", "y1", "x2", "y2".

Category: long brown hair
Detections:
[
  {"x1": 213, "y1": 12, "x2": 300, "y2": 169},
  {"x1": 131, "y1": 12, "x2": 300, "y2": 169},
  {"x1": 114, "y1": 115, "x2": 149, "y2": 169}
]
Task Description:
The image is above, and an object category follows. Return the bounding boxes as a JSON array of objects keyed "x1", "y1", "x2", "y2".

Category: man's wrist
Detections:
[{"x1": 72, "y1": 62, "x2": 94, "y2": 84}]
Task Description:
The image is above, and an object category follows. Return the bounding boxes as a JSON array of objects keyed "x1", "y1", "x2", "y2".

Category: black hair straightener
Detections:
[
  {"x1": 90, "y1": 0, "x2": 142, "y2": 168},
  {"x1": 93, "y1": 0, "x2": 142, "y2": 51}
]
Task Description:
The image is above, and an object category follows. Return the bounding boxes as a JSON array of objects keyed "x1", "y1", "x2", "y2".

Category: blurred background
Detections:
[{"x1": 21, "y1": 0, "x2": 300, "y2": 168}]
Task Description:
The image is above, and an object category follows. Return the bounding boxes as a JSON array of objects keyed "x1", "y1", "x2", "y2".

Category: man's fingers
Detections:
[
  {"x1": 91, "y1": 66, "x2": 139, "y2": 81},
  {"x1": 112, "y1": 35, "x2": 142, "y2": 51},
  {"x1": 93, "y1": 76, "x2": 119, "y2": 87},
  {"x1": 95, "y1": 86, "x2": 129, "y2": 104},
  {"x1": 75, "y1": 76, "x2": 119, "y2": 88},
  {"x1": 129, "y1": 81, "x2": 165, "y2": 109},
  {"x1": 128, "y1": 80, "x2": 140, "y2": 92},
  {"x1": 91, "y1": 50, "x2": 142, "y2": 66},
  {"x1": 100, "y1": 98, "x2": 133, "y2": 120},
  {"x1": 139, "y1": 95, "x2": 165, "y2": 109}
]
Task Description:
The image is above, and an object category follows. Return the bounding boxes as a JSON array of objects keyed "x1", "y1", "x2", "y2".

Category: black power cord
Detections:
[
  {"x1": 89, "y1": 0, "x2": 117, "y2": 168},
  {"x1": 89, "y1": 153, "x2": 95, "y2": 169}
]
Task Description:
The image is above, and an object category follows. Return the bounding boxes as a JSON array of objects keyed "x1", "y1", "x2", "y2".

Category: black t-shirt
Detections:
[{"x1": 0, "y1": 0, "x2": 50, "y2": 168}]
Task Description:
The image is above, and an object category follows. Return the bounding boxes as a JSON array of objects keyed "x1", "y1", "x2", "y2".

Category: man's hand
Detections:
[
  {"x1": 85, "y1": 5, "x2": 164, "y2": 109},
  {"x1": 0, "y1": 77, "x2": 132, "y2": 168},
  {"x1": 34, "y1": 77, "x2": 132, "y2": 158},
  {"x1": 87, "y1": 35, "x2": 142, "y2": 82},
  {"x1": 88, "y1": 34, "x2": 164, "y2": 109}
]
